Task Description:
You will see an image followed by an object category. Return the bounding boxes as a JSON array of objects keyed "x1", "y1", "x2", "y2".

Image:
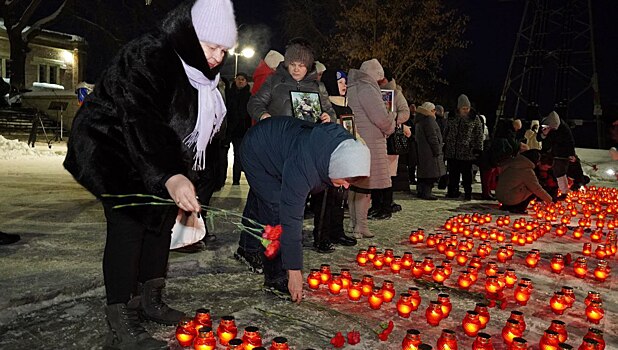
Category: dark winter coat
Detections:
[
  {"x1": 488, "y1": 119, "x2": 520, "y2": 166},
  {"x1": 225, "y1": 83, "x2": 251, "y2": 138},
  {"x1": 496, "y1": 154, "x2": 552, "y2": 205},
  {"x1": 346, "y1": 69, "x2": 395, "y2": 189},
  {"x1": 63, "y1": 2, "x2": 214, "y2": 225},
  {"x1": 538, "y1": 119, "x2": 575, "y2": 158},
  {"x1": 443, "y1": 110, "x2": 484, "y2": 161},
  {"x1": 247, "y1": 62, "x2": 335, "y2": 122},
  {"x1": 240, "y1": 117, "x2": 353, "y2": 270},
  {"x1": 414, "y1": 109, "x2": 446, "y2": 179}
]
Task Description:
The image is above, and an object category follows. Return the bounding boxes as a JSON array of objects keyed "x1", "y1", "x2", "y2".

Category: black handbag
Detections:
[{"x1": 386, "y1": 121, "x2": 409, "y2": 155}]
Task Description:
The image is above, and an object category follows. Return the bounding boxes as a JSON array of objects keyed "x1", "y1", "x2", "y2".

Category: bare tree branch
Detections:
[
  {"x1": 16, "y1": 0, "x2": 41, "y2": 32},
  {"x1": 69, "y1": 13, "x2": 122, "y2": 43},
  {"x1": 23, "y1": 0, "x2": 68, "y2": 41}
]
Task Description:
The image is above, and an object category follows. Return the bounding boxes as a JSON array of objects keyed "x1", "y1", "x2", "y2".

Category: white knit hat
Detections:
[
  {"x1": 315, "y1": 61, "x2": 326, "y2": 73},
  {"x1": 264, "y1": 50, "x2": 284, "y2": 69},
  {"x1": 191, "y1": 0, "x2": 238, "y2": 49},
  {"x1": 542, "y1": 111, "x2": 561, "y2": 129},
  {"x1": 329, "y1": 139, "x2": 371, "y2": 179},
  {"x1": 420, "y1": 102, "x2": 436, "y2": 111},
  {"x1": 359, "y1": 58, "x2": 384, "y2": 82}
]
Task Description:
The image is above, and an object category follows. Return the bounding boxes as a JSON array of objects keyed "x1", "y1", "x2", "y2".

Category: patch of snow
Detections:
[
  {"x1": 32, "y1": 82, "x2": 65, "y2": 90},
  {"x1": 0, "y1": 135, "x2": 63, "y2": 160}
]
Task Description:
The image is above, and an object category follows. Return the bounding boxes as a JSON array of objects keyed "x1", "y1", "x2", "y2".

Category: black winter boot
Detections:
[
  {"x1": 104, "y1": 303, "x2": 168, "y2": 350},
  {"x1": 139, "y1": 278, "x2": 185, "y2": 325}
]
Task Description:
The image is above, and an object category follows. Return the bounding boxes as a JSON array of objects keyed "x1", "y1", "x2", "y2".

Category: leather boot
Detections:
[
  {"x1": 353, "y1": 192, "x2": 374, "y2": 238},
  {"x1": 139, "y1": 278, "x2": 185, "y2": 325},
  {"x1": 104, "y1": 303, "x2": 168, "y2": 350}
]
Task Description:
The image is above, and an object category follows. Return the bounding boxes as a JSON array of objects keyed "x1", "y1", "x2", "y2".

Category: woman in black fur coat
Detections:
[{"x1": 63, "y1": 1, "x2": 237, "y2": 348}]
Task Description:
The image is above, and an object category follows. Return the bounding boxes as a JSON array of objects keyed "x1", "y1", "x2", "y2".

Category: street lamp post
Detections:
[{"x1": 231, "y1": 47, "x2": 255, "y2": 77}]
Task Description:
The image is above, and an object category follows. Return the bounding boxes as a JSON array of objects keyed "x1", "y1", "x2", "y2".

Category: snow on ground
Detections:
[{"x1": 0, "y1": 137, "x2": 616, "y2": 349}]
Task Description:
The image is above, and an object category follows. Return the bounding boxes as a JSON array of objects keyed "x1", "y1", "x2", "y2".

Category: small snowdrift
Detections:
[
  {"x1": 0, "y1": 135, "x2": 65, "y2": 160},
  {"x1": 577, "y1": 147, "x2": 618, "y2": 182}
]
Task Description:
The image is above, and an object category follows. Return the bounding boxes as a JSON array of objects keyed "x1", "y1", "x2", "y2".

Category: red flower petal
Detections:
[
  {"x1": 263, "y1": 240, "x2": 280, "y2": 259},
  {"x1": 347, "y1": 330, "x2": 361, "y2": 345},
  {"x1": 330, "y1": 332, "x2": 345, "y2": 348},
  {"x1": 262, "y1": 224, "x2": 283, "y2": 240}
]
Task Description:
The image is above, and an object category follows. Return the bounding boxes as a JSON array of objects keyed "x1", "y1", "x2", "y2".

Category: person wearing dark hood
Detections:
[
  {"x1": 309, "y1": 68, "x2": 358, "y2": 251},
  {"x1": 247, "y1": 37, "x2": 335, "y2": 123},
  {"x1": 495, "y1": 150, "x2": 553, "y2": 213},
  {"x1": 63, "y1": 1, "x2": 237, "y2": 348},
  {"x1": 537, "y1": 111, "x2": 576, "y2": 198},
  {"x1": 239, "y1": 116, "x2": 370, "y2": 302}
]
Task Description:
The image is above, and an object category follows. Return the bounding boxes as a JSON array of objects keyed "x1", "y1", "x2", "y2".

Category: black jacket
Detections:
[
  {"x1": 538, "y1": 119, "x2": 575, "y2": 158},
  {"x1": 225, "y1": 83, "x2": 251, "y2": 138}
]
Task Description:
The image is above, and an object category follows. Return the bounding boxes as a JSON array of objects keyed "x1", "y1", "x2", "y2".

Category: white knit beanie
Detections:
[
  {"x1": 191, "y1": 0, "x2": 238, "y2": 49},
  {"x1": 315, "y1": 61, "x2": 326, "y2": 73},
  {"x1": 359, "y1": 58, "x2": 384, "y2": 82},
  {"x1": 329, "y1": 139, "x2": 371, "y2": 179},
  {"x1": 264, "y1": 50, "x2": 284, "y2": 69}
]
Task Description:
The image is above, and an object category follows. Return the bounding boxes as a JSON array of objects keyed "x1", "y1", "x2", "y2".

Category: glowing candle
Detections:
[
  {"x1": 462, "y1": 310, "x2": 482, "y2": 337},
  {"x1": 547, "y1": 320, "x2": 568, "y2": 344},
  {"x1": 497, "y1": 247, "x2": 509, "y2": 263},
  {"x1": 416, "y1": 228, "x2": 425, "y2": 243},
  {"x1": 467, "y1": 266, "x2": 479, "y2": 283},
  {"x1": 384, "y1": 248, "x2": 395, "y2": 266},
  {"x1": 193, "y1": 308, "x2": 212, "y2": 332},
  {"x1": 506, "y1": 244, "x2": 515, "y2": 259},
  {"x1": 347, "y1": 279, "x2": 362, "y2": 301},
  {"x1": 340, "y1": 269, "x2": 352, "y2": 290},
  {"x1": 504, "y1": 269, "x2": 517, "y2": 288},
  {"x1": 426, "y1": 234, "x2": 437, "y2": 248},
  {"x1": 594, "y1": 244, "x2": 607, "y2": 260},
  {"x1": 402, "y1": 329, "x2": 422, "y2": 350},
  {"x1": 422, "y1": 257, "x2": 435, "y2": 274},
  {"x1": 437, "y1": 293, "x2": 452, "y2": 318},
  {"x1": 550, "y1": 291, "x2": 568, "y2": 315},
  {"x1": 356, "y1": 249, "x2": 369, "y2": 266},
  {"x1": 469, "y1": 255, "x2": 482, "y2": 269},
  {"x1": 456, "y1": 250, "x2": 469, "y2": 266},
  {"x1": 397, "y1": 293, "x2": 414, "y2": 318},
  {"x1": 328, "y1": 273, "x2": 343, "y2": 295},
  {"x1": 436, "y1": 329, "x2": 458, "y2": 350},
  {"x1": 525, "y1": 250, "x2": 540, "y2": 268},
  {"x1": 501, "y1": 319, "x2": 522, "y2": 345},
  {"x1": 373, "y1": 252, "x2": 385, "y2": 270},
  {"x1": 408, "y1": 287, "x2": 422, "y2": 310},
  {"x1": 472, "y1": 333, "x2": 493, "y2": 350},
  {"x1": 402, "y1": 252, "x2": 414, "y2": 269},
  {"x1": 437, "y1": 241, "x2": 448, "y2": 254},
  {"x1": 591, "y1": 230, "x2": 602, "y2": 242},
  {"x1": 573, "y1": 257, "x2": 588, "y2": 278},
  {"x1": 412, "y1": 260, "x2": 425, "y2": 278},
  {"x1": 458, "y1": 271, "x2": 473, "y2": 290},
  {"x1": 442, "y1": 260, "x2": 453, "y2": 277},
  {"x1": 561, "y1": 286, "x2": 576, "y2": 308},
  {"x1": 573, "y1": 227, "x2": 584, "y2": 239},
  {"x1": 410, "y1": 230, "x2": 420, "y2": 244},
  {"x1": 485, "y1": 276, "x2": 502, "y2": 294},
  {"x1": 583, "y1": 328, "x2": 605, "y2": 350},
  {"x1": 367, "y1": 245, "x2": 377, "y2": 260},
  {"x1": 484, "y1": 261, "x2": 498, "y2": 277},
  {"x1": 509, "y1": 311, "x2": 526, "y2": 333},
  {"x1": 425, "y1": 301, "x2": 444, "y2": 326},
  {"x1": 381, "y1": 280, "x2": 396, "y2": 303},
  {"x1": 269, "y1": 336, "x2": 290, "y2": 350},
  {"x1": 445, "y1": 245, "x2": 457, "y2": 260},
  {"x1": 593, "y1": 260, "x2": 610, "y2": 282},
  {"x1": 176, "y1": 317, "x2": 197, "y2": 347},
  {"x1": 319, "y1": 264, "x2": 332, "y2": 284},
  {"x1": 368, "y1": 287, "x2": 384, "y2": 310},
  {"x1": 585, "y1": 300, "x2": 604, "y2": 324},
  {"x1": 226, "y1": 339, "x2": 243, "y2": 349},
  {"x1": 509, "y1": 337, "x2": 528, "y2": 349},
  {"x1": 578, "y1": 338, "x2": 600, "y2": 350},
  {"x1": 539, "y1": 330, "x2": 561, "y2": 350},
  {"x1": 555, "y1": 225, "x2": 567, "y2": 236},
  {"x1": 193, "y1": 326, "x2": 217, "y2": 350},
  {"x1": 360, "y1": 275, "x2": 374, "y2": 296},
  {"x1": 432, "y1": 265, "x2": 447, "y2": 284},
  {"x1": 217, "y1": 316, "x2": 238, "y2": 346},
  {"x1": 240, "y1": 326, "x2": 262, "y2": 350},
  {"x1": 514, "y1": 283, "x2": 531, "y2": 306},
  {"x1": 307, "y1": 269, "x2": 321, "y2": 290},
  {"x1": 550, "y1": 254, "x2": 565, "y2": 274},
  {"x1": 474, "y1": 303, "x2": 490, "y2": 328},
  {"x1": 584, "y1": 291, "x2": 601, "y2": 306}
]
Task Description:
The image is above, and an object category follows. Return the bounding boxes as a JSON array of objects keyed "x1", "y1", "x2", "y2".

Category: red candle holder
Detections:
[
  {"x1": 585, "y1": 300, "x2": 604, "y2": 324},
  {"x1": 416, "y1": 228, "x2": 425, "y2": 243},
  {"x1": 445, "y1": 245, "x2": 457, "y2": 260},
  {"x1": 467, "y1": 266, "x2": 479, "y2": 283},
  {"x1": 509, "y1": 311, "x2": 526, "y2": 333},
  {"x1": 591, "y1": 230, "x2": 602, "y2": 242},
  {"x1": 573, "y1": 227, "x2": 584, "y2": 239},
  {"x1": 425, "y1": 301, "x2": 444, "y2": 326},
  {"x1": 561, "y1": 286, "x2": 576, "y2": 308},
  {"x1": 457, "y1": 271, "x2": 473, "y2": 290},
  {"x1": 340, "y1": 269, "x2": 352, "y2": 290},
  {"x1": 462, "y1": 310, "x2": 482, "y2": 337},
  {"x1": 319, "y1": 264, "x2": 332, "y2": 284},
  {"x1": 525, "y1": 250, "x2": 540, "y2": 268},
  {"x1": 432, "y1": 266, "x2": 448, "y2": 284},
  {"x1": 474, "y1": 303, "x2": 490, "y2": 329},
  {"x1": 547, "y1": 320, "x2": 568, "y2": 344},
  {"x1": 593, "y1": 260, "x2": 610, "y2": 282},
  {"x1": 504, "y1": 269, "x2": 517, "y2": 288},
  {"x1": 426, "y1": 234, "x2": 437, "y2": 248},
  {"x1": 402, "y1": 252, "x2": 414, "y2": 269},
  {"x1": 506, "y1": 244, "x2": 515, "y2": 259},
  {"x1": 550, "y1": 254, "x2": 565, "y2": 274},
  {"x1": 368, "y1": 287, "x2": 384, "y2": 310},
  {"x1": 501, "y1": 319, "x2": 523, "y2": 345},
  {"x1": 408, "y1": 287, "x2": 422, "y2": 310},
  {"x1": 485, "y1": 276, "x2": 502, "y2": 294},
  {"x1": 584, "y1": 291, "x2": 601, "y2": 306},
  {"x1": 436, "y1": 329, "x2": 458, "y2": 350},
  {"x1": 397, "y1": 293, "x2": 414, "y2": 318},
  {"x1": 456, "y1": 250, "x2": 469, "y2": 266},
  {"x1": 573, "y1": 257, "x2": 588, "y2": 279},
  {"x1": 391, "y1": 256, "x2": 403, "y2": 274},
  {"x1": 578, "y1": 338, "x2": 600, "y2": 350},
  {"x1": 485, "y1": 261, "x2": 498, "y2": 277},
  {"x1": 412, "y1": 260, "x2": 425, "y2": 278},
  {"x1": 539, "y1": 329, "x2": 561, "y2": 350},
  {"x1": 384, "y1": 248, "x2": 395, "y2": 266},
  {"x1": 514, "y1": 283, "x2": 531, "y2": 306},
  {"x1": 328, "y1": 273, "x2": 343, "y2": 295},
  {"x1": 226, "y1": 338, "x2": 243, "y2": 349},
  {"x1": 193, "y1": 326, "x2": 217, "y2": 350},
  {"x1": 509, "y1": 337, "x2": 528, "y2": 349},
  {"x1": 176, "y1": 316, "x2": 197, "y2": 347},
  {"x1": 437, "y1": 293, "x2": 452, "y2": 319},
  {"x1": 380, "y1": 280, "x2": 395, "y2": 303},
  {"x1": 269, "y1": 336, "x2": 289, "y2": 350},
  {"x1": 307, "y1": 269, "x2": 321, "y2": 290},
  {"x1": 442, "y1": 260, "x2": 453, "y2": 277},
  {"x1": 372, "y1": 252, "x2": 385, "y2": 270},
  {"x1": 217, "y1": 316, "x2": 238, "y2": 346},
  {"x1": 367, "y1": 245, "x2": 377, "y2": 260},
  {"x1": 469, "y1": 255, "x2": 482, "y2": 269},
  {"x1": 472, "y1": 332, "x2": 493, "y2": 350},
  {"x1": 550, "y1": 291, "x2": 568, "y2": 315},
  {"x1": 193, "y1": 308, "x2": 213, "y2": 331},
  {"x1": 241, "y1": 326, "x2": 262, "y2": 350},
  {"x1": 402, "y1": 329, "x2": 422, "y2": 350},
  {"x1": 347, "y1": 279, "x2": 362, "y2": 301},
  {"x1": 422, "y1": 256, "x2": 435, "y2": 274},
  {"x1": 410, "y1": 230, "x2": 420, "y2": 244},
  {"x1": 356, "y1": 249, "x2": 369, "y2": 266},
  {"x1": 360, "y1": 275, "x2": 374, "y2": 296},
  {"x1": 583, "y1": 328, "x2": 605, "y2": 350},
  {"x1": 497, "y1": 247, "x2": 508, "y2": 263}
]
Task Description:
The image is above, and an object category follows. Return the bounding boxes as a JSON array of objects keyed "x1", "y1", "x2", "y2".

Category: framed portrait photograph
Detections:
[
  {"x1": 290, "y1": 91, "x2": 322, "y2": 122},
  {"x1": 380, "y1": 89, "x2": 395, "y2": 112},
  {"x1": 339, "y1": 114, "x2": 356, "y2": 137}
]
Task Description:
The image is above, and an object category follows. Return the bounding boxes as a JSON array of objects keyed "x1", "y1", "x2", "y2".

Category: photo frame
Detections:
[
  {"x1": 290, "y1": 91, "x2": 322, "y2": 122},
  {"x1": 380, "y1": 89, "x2": 395, "y2": 112},
  {"x1": 339, "y1": 114, "x2": 356, "y2": 137}
]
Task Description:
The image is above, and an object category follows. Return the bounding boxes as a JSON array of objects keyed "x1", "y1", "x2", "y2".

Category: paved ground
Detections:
[{"x1": 0, "y1": 140, "x2": 616, "y2": 349}]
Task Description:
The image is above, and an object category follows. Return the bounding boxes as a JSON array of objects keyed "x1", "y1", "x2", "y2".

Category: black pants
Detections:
[
  {"x1": 311, "y1": 187, "x2": 346, "y2": 244},
  {"x1": 370, "y1": 188, "x2": 393, "y2": 213},
  {"x1": 102, "y1": 204, "x2": 176, "y2": 305},
  {"x1": 447, "y1": 159, "x2": 474, "y2": 195},
  {"x1": 501, "y1": 195, "x2": 535, "y2": 213},
  {"x1": 406, "y1": 139, "x2": 418, "y2": 182},
  {"x1": 230, "y1": 136, "x2": 244, "y2": 184}
]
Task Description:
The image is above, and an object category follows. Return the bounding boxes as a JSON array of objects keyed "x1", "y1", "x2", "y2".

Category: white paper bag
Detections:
[{"x1": 170, "y1": 212, "x2": 206, "y2": 250}]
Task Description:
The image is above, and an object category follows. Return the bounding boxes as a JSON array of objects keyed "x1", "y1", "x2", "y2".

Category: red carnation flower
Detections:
[
  {"x1": 262, "y1": 224, "x2": 282, "y2": 240},
  {"x1": 330, "y1": 332, "x2": 345, "y2": 348},
  {"x1": 377, "y1": 321, "x2": 394, "y2": 341},
  {"x1": 347, "y1": 330, "x2": 360, "y2": 345},
  {"x1": 263, "y1": 240, "x2": 280, "y2": 259}
]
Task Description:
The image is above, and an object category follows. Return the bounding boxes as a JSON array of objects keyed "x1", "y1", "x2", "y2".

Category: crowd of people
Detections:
[{"x1": 36, "y1": 0, "x2": 590, "y2": 348}]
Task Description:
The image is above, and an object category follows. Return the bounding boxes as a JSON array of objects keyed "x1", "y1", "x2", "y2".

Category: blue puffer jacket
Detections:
[{"x1": 240, "y1": 117, "x2": 353, "y2": 270}]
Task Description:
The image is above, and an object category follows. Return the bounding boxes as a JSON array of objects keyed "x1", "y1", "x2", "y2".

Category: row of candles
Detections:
[{"x1": 174, "y1": 309, "x2": 294, "y2": 349}]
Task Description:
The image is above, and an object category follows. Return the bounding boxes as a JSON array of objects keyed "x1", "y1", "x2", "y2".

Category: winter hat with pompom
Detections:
[
  {"x1": 191, "y1": 0, "x2": 237, "y2": 48},
  {"x1": 360, "y1": 59, "x2": 384, "y2": 82}
]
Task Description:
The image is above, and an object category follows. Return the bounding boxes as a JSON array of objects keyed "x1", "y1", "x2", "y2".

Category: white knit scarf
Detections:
[{"x1": 179, "y1": 56, "x2": 227, "y2": 170}]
